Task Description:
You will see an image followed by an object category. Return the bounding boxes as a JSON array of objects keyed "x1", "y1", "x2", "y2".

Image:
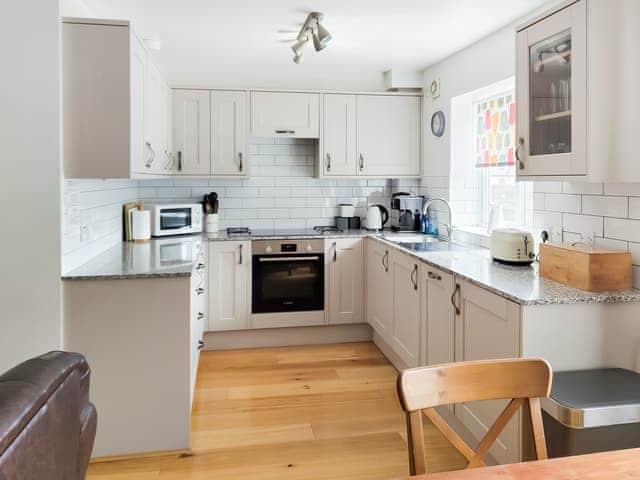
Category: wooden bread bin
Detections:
[{"x1": 539, "y1": 242, "x2": 632, "y2": 292}]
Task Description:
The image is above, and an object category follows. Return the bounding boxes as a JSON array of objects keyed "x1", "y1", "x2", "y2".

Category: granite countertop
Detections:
[
  {"x1": 61, "y1": 236, "x2": 202, "y2": 280},
  {"x1": 371, "y1": 236, "x2": 640, "y2": 306},
  {"x1": 62, "y1": 228, "x2": 640, "y2": 306}
]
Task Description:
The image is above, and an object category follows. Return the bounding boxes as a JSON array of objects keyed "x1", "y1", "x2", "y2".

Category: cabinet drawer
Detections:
[{"x1": 250, "y1": 91, "x2": 320, "y2": 138}]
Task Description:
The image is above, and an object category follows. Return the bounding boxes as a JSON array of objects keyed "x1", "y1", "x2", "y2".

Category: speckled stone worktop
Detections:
[
  {"x1": 62, "y1": 229, "x2": 640, "y2": 306},
  {"x1": 61, "y1": 237, "x2": 201, "y2": 280}
]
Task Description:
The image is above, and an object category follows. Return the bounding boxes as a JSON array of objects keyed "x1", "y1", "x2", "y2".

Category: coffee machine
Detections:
[{"x1": 390, "y1": 193, "x2": 424, "y2": 231}]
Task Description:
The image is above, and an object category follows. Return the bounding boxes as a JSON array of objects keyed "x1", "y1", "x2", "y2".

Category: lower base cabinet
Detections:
[
  {"x1": 454, "y1": 279, "x2": 521, "y2": 465},
  {"x1": 208, "y1": 241, "x2": 250, "y2": 331},
  {"x1": 327, "y1": 238, "x2": 364, "y2": 324},
  {"x1": 390, "y1": 252, "x2": 421, "y2": 367},
  {"x1": 366, "y1": 240, "x2": 393, "y2": 336}
]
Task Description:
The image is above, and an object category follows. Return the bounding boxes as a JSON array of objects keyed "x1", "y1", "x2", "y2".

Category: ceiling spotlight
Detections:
[
  {"x1": 291, "y1": 11, "x2": 332, "y2": 63},
  {"x1": 312, "y1": 21, "x2": 332, "y2": 52},
  {"x1": 291, "y1": 36, "x2": 309, "y2": 56}
]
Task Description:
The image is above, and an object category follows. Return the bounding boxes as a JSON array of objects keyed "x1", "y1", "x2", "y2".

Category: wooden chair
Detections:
[{"x1": 396, "y1": 358, "x2": 552, "y2": 475}]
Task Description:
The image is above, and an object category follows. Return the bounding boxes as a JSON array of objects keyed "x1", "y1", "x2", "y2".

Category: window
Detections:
[{"x1": 450, "y1": 78, "x2": 532, "y2": 235}]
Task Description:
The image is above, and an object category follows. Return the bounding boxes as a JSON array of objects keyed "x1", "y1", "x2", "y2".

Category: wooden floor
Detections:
[{"x1": 87, "y1": 342, "x2": 466, "y2": 479}]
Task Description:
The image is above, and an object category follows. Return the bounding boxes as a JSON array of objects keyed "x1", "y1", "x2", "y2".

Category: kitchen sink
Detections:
[{"x1": 382, "y1": 234, "x2": 442, "y2": 244}]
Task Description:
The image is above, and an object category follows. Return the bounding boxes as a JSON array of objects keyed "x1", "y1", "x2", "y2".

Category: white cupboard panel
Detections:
[
  {"x1": 391, "y1": 252, "x2": 421, "y2": 367},
  {"x1": 328, "y1": 238, "x2": 364, "y2": 324},
  {"x1": 322, "y1": 94, "x2": 357, "y2": 175},
  {"x1": 251, "y1": 91, "x2": 320, "y2": 138},
  {"x1": 366, "y1": 241, "x2": 392, "y2": 336},
  {"x1": 211, "y1": 90, "x2": 248, "y2": 176},
  {"x1": 173, "y1": 90, "x2": 211, "y2": 175},
  {"x1": 356, "y1": 95, "x2": 421, "y2": 176}
]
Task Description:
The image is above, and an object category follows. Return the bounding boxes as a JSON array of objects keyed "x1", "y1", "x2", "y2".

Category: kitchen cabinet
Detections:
[
  {"x1": 145, "y1": 61, "x2": 173, "y2": 175},
  {"x1": 63, "y1": 18, "x2": 152, "y2": 178},
  {"x1": 390, "y1": 251, "x2": 421, "y2": 368},
  {"x1": 516, "y1": 0, "x2": 640, "y2": 181},
  {"x1": 423, "y1": 266, "x2": 455, "y2": 367},
  {"x1": 356, "y1": 95, "x2": 421, "y2": 177},
  {"x1": 327, "y1": 238, "x2": 364, "y2": 324},
  {"x1": 190, "y1": 239, "x2": 207, "y2": 404},
  {"x1": 208, "y1": 241, "x2": 250, "y2": 331},
  {"x1": 250, "y1": 91, "x2": 320, "y2": 138},
  {"x1": 454, "y1": 279, "x2": 521, "y2": 465},
  {"x1": 173, "y1": 89, "x2": 211, "y2": 175},
  {"x1": 366, "y1": 240, "x2": 392, "y2": 337},
  {"x1": 321, "y1": 94, "x2": 357, "y2": 176},
  {"x1": 211, "y1": 90, "x2": 248, "y2": 176}
]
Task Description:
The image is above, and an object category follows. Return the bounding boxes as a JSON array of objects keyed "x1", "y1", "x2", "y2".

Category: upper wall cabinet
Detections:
[
  {"x1": 172, "y1": 90, "x2": 211, "y2": 175},
  {"x1": 250, "y1": 91, "x2": 320, "y2": 138},
  {"x1": 211, "y1": 91, "x2": 248, "y2": 176},
  {"x1": 320, "y1": 94, "x2": 422, "y2": 178},
  {"x1": 63, "y1": 18, "x2": 162, "y2": 178},
  {"x1": 516, "y1": 0, "x2": 640, "y2": 181}
]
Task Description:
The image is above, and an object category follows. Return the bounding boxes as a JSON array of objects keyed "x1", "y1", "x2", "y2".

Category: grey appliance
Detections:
[
  {"x1": 542, "y1": 368, "x2": 640, "y2": 458},
  {"x1": 390, "y1": 193, "x2": 424, "y2": 231}
]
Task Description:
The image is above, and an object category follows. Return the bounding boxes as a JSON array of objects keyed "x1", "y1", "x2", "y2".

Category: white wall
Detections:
[{"x1": 0, "y1": 1, "x2": 61, "y2": 371}]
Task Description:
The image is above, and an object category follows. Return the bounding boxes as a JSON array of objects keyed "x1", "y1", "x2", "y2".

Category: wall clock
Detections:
[{"x1": 431, "y1": 110, "x2": 446, "y2": 137}]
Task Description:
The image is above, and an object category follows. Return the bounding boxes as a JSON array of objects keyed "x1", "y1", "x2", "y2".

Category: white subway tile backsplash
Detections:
[
  {"x1": 604, "y1": 183, "x2": 640, "y2": 197},
  {"x1": 604, "y1": 218, "x2": 640, "y2": 243},
  {"x1": 562, "y1": 182, "x2": 603, "y2": 195},
  {"x1": 581, "y1": 195, "x2": 628, "y2": 218},
  {"x1": 562, "y1": 213, "x2": 603, "y2": 237},
  {"x1": 628, "y1": 242, "x2": 640, "y2": 266},
  {"x1": 533, "y1": 181, "x2": 563, "y2": 194},
  {"x1": 629, "y1": 198, "x2": 640, "y2": 219},
  {"x1": 544, "y1": 194, "x2": 581, "y2": 213}
]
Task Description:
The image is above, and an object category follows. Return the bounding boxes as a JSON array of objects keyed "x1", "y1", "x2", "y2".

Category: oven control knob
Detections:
[
  {"x1": 306, "y1": 244, "x2": 313, "y2": 252},
  {"x1": 265, "y1": 245, "x2": 273, "y2": 254}
]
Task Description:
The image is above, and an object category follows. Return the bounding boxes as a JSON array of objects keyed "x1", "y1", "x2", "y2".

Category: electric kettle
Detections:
[{"x1": 366, "y1": 204, "x2": 389, "y2": 231}]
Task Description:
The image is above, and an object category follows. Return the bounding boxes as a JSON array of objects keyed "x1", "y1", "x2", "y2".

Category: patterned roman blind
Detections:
[{"x1": 475, "y1": 92, "x2": 516, "y2": 168}]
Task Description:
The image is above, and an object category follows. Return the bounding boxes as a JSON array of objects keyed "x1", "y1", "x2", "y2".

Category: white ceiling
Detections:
[{"x1": 69, "y1": 0, "x2": 550, "y2": 90}]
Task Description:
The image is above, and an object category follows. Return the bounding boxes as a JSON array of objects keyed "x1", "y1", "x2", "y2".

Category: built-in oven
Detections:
[{"x1": 252, "y1": 239, "x2": 324, "y2": 314}]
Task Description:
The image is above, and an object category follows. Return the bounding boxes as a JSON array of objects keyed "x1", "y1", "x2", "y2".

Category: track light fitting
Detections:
[{"x1": 291, "y1": 11, "x2": 331, "y2": 63}]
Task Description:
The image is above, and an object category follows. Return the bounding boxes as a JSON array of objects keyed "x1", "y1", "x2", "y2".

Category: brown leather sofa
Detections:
[{"x1": 0, "y1": 351, "x2": 97, "y2": 479}]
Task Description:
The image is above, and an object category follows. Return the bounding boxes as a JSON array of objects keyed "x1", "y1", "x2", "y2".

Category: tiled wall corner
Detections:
[
  {"x1": 534, "y1": 182, "x2": 640, "y2": 289},
  {"x1": 62, "y1": 179, "x2": 138, "y2": 273}
]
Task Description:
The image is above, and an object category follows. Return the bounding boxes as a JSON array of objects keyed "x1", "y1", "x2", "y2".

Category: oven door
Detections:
[{"x1": 252, "y1": 254, "x2": 324, "y2": 313}]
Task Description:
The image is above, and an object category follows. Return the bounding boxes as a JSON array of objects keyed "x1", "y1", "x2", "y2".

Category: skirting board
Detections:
[
  {"x1": 204, "y1": 323, "x2": 373, "y2": 350},
  {"x1": 372, "y1": 331, "x2": 409, "y2": 372}
]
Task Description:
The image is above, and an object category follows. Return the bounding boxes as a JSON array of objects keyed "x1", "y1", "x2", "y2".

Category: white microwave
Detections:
[{"x1": 147, "y1": 203, "x2": 203, "y2": 237}]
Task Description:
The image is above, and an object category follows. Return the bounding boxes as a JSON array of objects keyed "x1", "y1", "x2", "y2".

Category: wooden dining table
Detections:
[{"x1": 398, "y1": 448, "x2": 640, "y2": 479}]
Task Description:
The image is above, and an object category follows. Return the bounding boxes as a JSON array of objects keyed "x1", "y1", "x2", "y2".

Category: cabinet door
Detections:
[
  {"x1": 208, "y1": 241, "x2": 250, "y2": 331},
  {"x1": 356, "y1": 95, "x2": 421, "y2": 176},
  {"x1": 454, "y1": 280, "x2": 521, "y2": 465},
  {"x1": 130, "y1": 33, "x2": 148, "y2": 175},
  {"x1": 424, "y1": 267, "x2": 455, "y2": 367},
  {"x1": 172, "y1": 89, "x2": 211, "y2": 175},
  {"x1": 250, "y1": 91, "x2": 320, "y2": 138},
  {"x1": 322, "y1": 94, "x2": 357, "y2": 175},
  {"x1": 366, "y1": 241, "x2": 392, "y2": 336},
  {"x1": 516, "y1": 1, "x2": 586, "y2": 177},
  {"x1": 391, "y1": 252, "x2": 421, "y2": 368},
  {"x1": 211, "y1": 90, "x2": 248, "y2": 176},
  {"x1": 328, "y1": 238, "x2": 364, "y2": 324},
  {"x1": 145, "y1": 61, "x2": 166, "y2": 174}
]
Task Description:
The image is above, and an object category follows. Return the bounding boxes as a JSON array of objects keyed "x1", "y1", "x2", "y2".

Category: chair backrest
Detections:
[{"x1": 396, "y1": 358, "x2": 552, "y2": 475}]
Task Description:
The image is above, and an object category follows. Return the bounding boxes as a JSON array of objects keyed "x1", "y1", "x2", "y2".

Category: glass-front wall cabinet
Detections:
[{"x1": 516, "y1": 0, "x2": 586, "y2": 177}]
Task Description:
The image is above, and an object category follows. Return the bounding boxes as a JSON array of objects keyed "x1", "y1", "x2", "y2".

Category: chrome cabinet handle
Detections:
[
  {"x1": 451, "y1": 283, "x2": 461, "y2": 315},
  {"x1": 239, "y1": 244, "x2": 243, "y2": 265},
  {"x1": 516, "y1": 137, "x2": 525, "y2": 170},
  {"x1": 359, "y1": 154, "x2": 364, "y2": 172},
  {"x1": 196, "y1": 287, "x2": 205, "y2": 296},
  {"x1": 332, "y1": 242, "x2": 337, "y2": 263},
  {"x1": 275, "y1": 129, "x2": 296, "y2": 134},
  {"x1": 382, "y1": 250, "x2": 389, "y2": 272},
  {"x1": 197, "y1": 340, "x2": 204, "y2": 350},
  {"x1": 197, "y1": 312, "x2": 204, "y2": 320},
  {"x1": 196, "y1": 263, "x2": 205, "y2": 270},
  {"x1": 238, "y1": 152, "x2": 243, "y2": 172},
  {"x1": 411, "y1": 265, "x2": 418, "y2": 290},
  {"x1": 144, "y1": 142, "x2": 155, "y2": 168},
  {"x1": 177, "y1": 151, "x2": 183, "y2": 172},
  {"x1": 326, "y1": 153, "x2": 331, "y2": 172}
]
